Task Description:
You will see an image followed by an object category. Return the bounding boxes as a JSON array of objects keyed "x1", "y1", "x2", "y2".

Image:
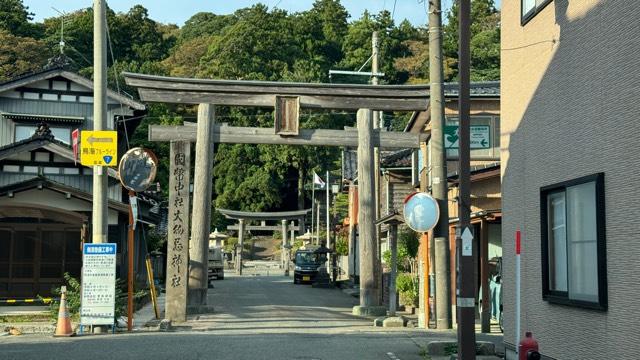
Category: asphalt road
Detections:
[{"x1": 1, "y1": 273, "x2": 428, "y2": 360}]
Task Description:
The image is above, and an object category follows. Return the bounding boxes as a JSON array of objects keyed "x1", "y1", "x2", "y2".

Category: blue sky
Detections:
[{"x1": 26, "y1": 0, "x2": 457, "y2": 27}]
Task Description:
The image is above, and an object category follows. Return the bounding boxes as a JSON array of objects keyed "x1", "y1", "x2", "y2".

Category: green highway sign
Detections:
[{"x1": 444, "y1": 125, "x2": 490, "y2": 149}]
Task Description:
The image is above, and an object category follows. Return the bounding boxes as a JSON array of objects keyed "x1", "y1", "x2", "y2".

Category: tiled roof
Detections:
[
  {"x1": 381, "y1": 148, "x2": 414, "y2": 168},
  {"x1": 442, "y1": 81, "x2": 500, "y2": 97},
  {"x1": 447, "y1": 162, "x2": 501, "y2": 179}
]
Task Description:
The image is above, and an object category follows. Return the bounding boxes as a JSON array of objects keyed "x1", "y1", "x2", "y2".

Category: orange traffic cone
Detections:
[{"x1": 53, "y1": 286, "x2": 75, "y2": 337}]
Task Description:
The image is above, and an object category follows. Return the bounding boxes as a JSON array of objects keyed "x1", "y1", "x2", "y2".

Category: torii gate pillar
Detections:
[
  {"x1": 188, "y1": 104, "x2": 215, "y2": 307},
  {"x1": 353, "y1": 109, "x2": 386, "y2": 317}
]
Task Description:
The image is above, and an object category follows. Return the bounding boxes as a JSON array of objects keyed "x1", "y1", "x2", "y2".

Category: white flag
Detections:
[{"x1": 313, "y1": 172, "x2": 325, "y2": 188}]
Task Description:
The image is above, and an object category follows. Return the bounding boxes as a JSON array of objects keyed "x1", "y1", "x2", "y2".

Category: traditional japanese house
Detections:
[{"x1": 0, "y1": 62, "x2": 160, "y2": 299}]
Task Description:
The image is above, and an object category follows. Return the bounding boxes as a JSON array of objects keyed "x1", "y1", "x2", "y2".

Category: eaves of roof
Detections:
[
  {"x1": 0, "y1": 177, "x2": 129, "y2": 213},
  {"x1": 0, "y1": 67, "x2": 145, "y2": 111},
  {"x1": 0, "y1": 135, "x2": 119, "y2": 179}
]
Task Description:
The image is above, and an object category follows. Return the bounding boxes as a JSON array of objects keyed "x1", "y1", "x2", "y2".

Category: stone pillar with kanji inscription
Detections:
[{"x1": 165, "y1": 141, "x2": 191, "y2": 322}]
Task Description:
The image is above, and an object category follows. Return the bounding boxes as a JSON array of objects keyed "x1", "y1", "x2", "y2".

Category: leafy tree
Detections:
[
  {"x1": 0, "y1": 30, "x2": 49, "y2": 82},
  {"x1": 0, "y1": 0, "x2": 42, "y2": 37},
  {"x1": 442, "y1": 0, "x2": 500, "y2": 81},
  {"x1": 394, "y1": 37, "x2": 429, "y2": 84},
  {"x1": 162, "y1": 36, "x2": 212, "y2": 77},
  {"x1": 339, "y1": 11, "x2": 417, "y2": 85},
  {"x1": 179, "y1": 12, "x2": 235, "y2": 42},
  {"x1": 291, "y1": 0, "x2": 349, "y2": 78},
  {"x1": 42, "y1": 5, "x2": 175, "y2": 72},
  {"x1": 198, "y1": 5, "x2": 301, "y2": 81},
  {"x1": 43, "y1": 8, "x2": 95, "y2": 70}
]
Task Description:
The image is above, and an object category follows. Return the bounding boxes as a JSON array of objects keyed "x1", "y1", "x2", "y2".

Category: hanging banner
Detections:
[{"x1": 72, "y1": 129, "x2": 79, "y2": 165}]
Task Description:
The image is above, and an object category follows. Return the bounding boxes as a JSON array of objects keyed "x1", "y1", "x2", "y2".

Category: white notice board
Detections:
[{"x1": 80, "y1": 243, "x2": 117, "y2": 326}]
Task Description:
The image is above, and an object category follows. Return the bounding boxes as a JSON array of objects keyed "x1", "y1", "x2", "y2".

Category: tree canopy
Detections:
[{"x1": 0, "y1": 0, "x2": 500, "y2": 229}]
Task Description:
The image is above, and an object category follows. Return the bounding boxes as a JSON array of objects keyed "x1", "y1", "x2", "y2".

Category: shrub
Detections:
[
  {"x1": 46, "y1": 273, "x2": 147, "y2": 323},
  {"x1": 334, "y1": 237, "x2": 348, "y2": 256},
  {"x1": 396, "y1": 272, "x2": 419, "y2": 307},
  {"x1": 43, "y1": 273, "x2": 81, "y2": 321}
]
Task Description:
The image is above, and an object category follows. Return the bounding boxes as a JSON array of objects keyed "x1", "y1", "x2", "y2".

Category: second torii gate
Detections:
[
  {"x1": 216, "y1": 208, "x2": 311, "y2": 275},
  {"x1": 123, "y1": 72, "x2": 430, "y2": 321}
]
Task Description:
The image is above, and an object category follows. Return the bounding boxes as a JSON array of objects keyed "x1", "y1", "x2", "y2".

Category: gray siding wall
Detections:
[
  {"x1": 0, "y1": 115, "x2": 11, "y2": 145},
  {"x1": 0, "y1": 172, "x2": 122, "y2": 202},
  {"x1": 0, "y1": 172, "x2": 36, "y2": 187},
  {"x1": 501, "y1": 1, "x2": 639, "y2": 359},
  {"x1": 0, "y1": 98, "x2": 126, "y2": 147}
]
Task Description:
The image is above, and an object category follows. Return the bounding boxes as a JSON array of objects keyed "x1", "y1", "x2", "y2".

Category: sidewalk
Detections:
[{"x1": 131, "y1": 292, "x2": 165, "y2": 330}]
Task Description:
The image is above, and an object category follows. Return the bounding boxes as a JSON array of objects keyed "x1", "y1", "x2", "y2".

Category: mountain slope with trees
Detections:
[{"x1": 0, "y1": 0, "x2": 500, "y2": 229}]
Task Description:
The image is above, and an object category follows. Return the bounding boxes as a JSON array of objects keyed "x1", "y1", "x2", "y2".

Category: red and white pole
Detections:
[{"x1": 515, "y1": 229, "x2": 522, "y2": 355}]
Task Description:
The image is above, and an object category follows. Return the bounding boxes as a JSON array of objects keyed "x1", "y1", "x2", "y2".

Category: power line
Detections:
[
  {"x1": 105, "y1": 2, "x2": 131, "y2": 150},
  {"x1": 392, "y1": 0, "x2": 398, "y2": 21}
]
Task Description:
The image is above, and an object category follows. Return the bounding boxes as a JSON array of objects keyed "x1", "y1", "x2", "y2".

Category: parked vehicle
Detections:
[
  {"x1": 293, "y1": 249, "x2": 321, "y2": 284},
  {"x1": 208, "y1": 246, "x2": 225, "y2": 284}
]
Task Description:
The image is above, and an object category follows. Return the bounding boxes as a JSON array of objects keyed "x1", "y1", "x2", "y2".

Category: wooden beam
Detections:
[
  {"x1": 124, "y1": 72, "x2": 428, "y2": 97},
  {"x1": 123, "y1": 72, "x2": 429, "y2": 111},
  {"x1": 149, "y1": 125, "x2": 428, "y2": 149},
  {"x1": 137, "y1": 89, "x2": 428, "y2": 111}
]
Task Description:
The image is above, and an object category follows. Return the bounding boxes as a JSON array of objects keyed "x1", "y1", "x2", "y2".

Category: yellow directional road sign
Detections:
[{"x1": 80, "y1": 130, "x2": 118, "y2": 166}]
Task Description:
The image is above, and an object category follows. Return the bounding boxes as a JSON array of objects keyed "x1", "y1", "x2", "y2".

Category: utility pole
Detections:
[
  {"x1": 429, "y1": 0, "x2": 452, "y2": 329},
  {"x1": 91, "y1": 0, "x2": 108, "y2": 334},
  {"x1": 372, "y1": 31, "x2": 383, "y2": 303},
  {"x1": 326, "y1": 171, "x2": 330, "y2": 248},
  {"x1": 457, "y1": 0, "x2": 476, "y2": 358},
  {"x1": 92, "y1": 0, "x2": 108, "y2": 245},
  {"x1": 311, "y1": 181, "x2": 315, "y2": 239},
  {"x1": 316, "y1": 202, "x2": 321, "y2": 245}
]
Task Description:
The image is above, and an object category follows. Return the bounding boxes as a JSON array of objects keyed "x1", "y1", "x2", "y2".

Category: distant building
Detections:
[
  {"x1": 0, "y1": 64, "x2": 160, "y2": 299},
  {"x1": 502, "y1": 1, "x2": 638, "y2": 359}
]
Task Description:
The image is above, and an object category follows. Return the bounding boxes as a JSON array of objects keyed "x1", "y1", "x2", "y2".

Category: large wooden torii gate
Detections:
[{"x1": 123, "y1": 72, "x2": 430, "y2": 321}]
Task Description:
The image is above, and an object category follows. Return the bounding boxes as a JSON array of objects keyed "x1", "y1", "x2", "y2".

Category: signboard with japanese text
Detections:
[
  {"x1": 444, "y1": 125, "x2": 490, "y2": 149},
  {"x1": 80, "y1": 130, "x2": 118, "y2": 166},
  {"x1": 165, "y1": 141, "x2": 191, "y2": 322},
  {"x1": 80, "y1": 243, "x2": 116, "y2": 326}
]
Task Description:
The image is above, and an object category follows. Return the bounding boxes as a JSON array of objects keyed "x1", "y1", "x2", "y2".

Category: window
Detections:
[
  {"x1": 541, "y1": 173, "x2": 607, "y2": 310},
  {"x1": 522, "y1": 0, "x2": 553, "y2": 25},
  {"x1": 2, "y1": 165, "x2": 20, "y2": 173},
  {"x1": 14, "y1": 125, "x2": 71, "y2": 144},
  {"x1": 23, "y1": 166, "x2": 38, "y2": 174},
  {"x1": 43, "y1": 167, "x2": 61, "y2": 175}
]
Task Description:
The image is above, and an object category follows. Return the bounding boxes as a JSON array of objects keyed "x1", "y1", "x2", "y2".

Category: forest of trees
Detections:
[{"x1": 0, "y1": 0, "x2": 500, "y2": 228}]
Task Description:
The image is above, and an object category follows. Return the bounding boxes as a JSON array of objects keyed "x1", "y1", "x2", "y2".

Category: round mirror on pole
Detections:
[
  {"x1": 117, "y1": 147, "x2": 158, "y2": 332},
  {"x1": 402, "y1": 192, "x2": 440, "y2": 233},
  {"x1": 118, "y1": 147, "x2": 158, "y2": 192}
]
